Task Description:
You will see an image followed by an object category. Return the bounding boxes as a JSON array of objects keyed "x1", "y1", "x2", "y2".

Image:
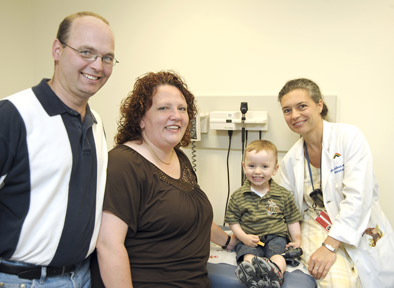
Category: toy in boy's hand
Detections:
[{"x1": 282, "y1": 247, "x2": 303, "y2": 267}]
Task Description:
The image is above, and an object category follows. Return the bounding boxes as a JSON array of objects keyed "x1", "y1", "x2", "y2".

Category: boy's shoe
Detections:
[
  {"x1": 251, "y1": 256, "x2": 284, "y2": 288},
  {"x1": 235, "y1": 261, "x2": 269, "y2": 288}
]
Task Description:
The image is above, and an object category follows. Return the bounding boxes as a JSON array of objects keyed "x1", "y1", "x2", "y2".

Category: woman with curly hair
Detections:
[{"x1": 96, "y1": 71, "x2": 236, "y2": 287}]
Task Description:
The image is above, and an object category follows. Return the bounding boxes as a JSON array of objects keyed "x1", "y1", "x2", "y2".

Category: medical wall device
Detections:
[{"x1": 209, "y1": 111, "x2": 268, "y2": 131}]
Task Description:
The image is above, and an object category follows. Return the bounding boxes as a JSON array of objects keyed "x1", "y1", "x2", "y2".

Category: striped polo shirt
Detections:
[
  {"x1": 225, "y1": 179, "x2": 302, "y2": 238},
  {"x1": 0, "y1": 79, "x2": 107, "y2": 266}
]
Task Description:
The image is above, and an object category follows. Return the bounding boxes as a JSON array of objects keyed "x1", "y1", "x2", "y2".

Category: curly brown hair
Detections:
[{"x1": 115, "y1": 71, "x2": 197, "y2": 147}]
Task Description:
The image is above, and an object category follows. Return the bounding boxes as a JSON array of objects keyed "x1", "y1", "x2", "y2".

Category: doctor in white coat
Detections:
[{"x1": 275, "y1": 78, "x2": 394, "y2": 288}]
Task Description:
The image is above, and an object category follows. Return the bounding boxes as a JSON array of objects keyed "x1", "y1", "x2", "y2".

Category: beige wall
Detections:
[{"x1": 2, "y1": 0, "x2": 394, "y2": 226}]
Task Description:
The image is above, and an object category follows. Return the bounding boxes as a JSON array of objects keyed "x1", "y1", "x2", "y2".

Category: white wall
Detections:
[
  {"x1": 2, "y1": 0, "x2": 394, "y2": 226},
  {"x1": 0, "y1": 1, "x2": 34, "y2": 95}
]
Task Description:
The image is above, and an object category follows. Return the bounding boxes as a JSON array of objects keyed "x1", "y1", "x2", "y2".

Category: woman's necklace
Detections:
[{"x1": 145, "y1": 140, "x2": 174, "y2": 165}]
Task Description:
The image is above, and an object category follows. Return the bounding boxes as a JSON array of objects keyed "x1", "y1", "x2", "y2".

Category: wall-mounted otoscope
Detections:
[
  {"x1": 240, "y1": 102, "x2": 248, "y2": 143},
  {"x1": 240, "y1": 102, "x2": 248, "y2": 184},
  {"x1": 240, "y1": 102, "x2": 248, "y2": 114}
]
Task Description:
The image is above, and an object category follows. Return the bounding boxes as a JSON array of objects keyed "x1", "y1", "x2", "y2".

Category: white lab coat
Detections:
[{"x1": 276, "y1": 121, "x2": 394, "y2": 288}]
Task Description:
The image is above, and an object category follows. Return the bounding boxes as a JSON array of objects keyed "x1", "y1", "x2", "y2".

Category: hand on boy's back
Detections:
[{"x1": 241, "y1": 234, "x2": 260, "y2": 247}]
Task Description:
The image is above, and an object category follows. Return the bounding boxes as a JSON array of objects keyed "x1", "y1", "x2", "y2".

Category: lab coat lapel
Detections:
[
  {"x1": 321, "y1": 121, "x2": 331, "y2": 196},
  {"x1": 293, "y1": 138, "x2": 306, "y2": 211}
]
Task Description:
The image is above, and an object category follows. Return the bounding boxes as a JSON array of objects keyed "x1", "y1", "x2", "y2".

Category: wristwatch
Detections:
[
  {"x1": 222, "y1": 235, "x2": 231, "y2": 249},
  {"x1": 322, "y1": 242, "x2": 337, "y2": 253}
]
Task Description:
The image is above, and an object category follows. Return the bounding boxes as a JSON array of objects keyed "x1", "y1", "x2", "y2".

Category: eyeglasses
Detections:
[
  {"x1": 310, "y1": 189, "x2": 324, "y2": 207},
  {"x1": 59, "y1": 40, "x2": 119, "y2": 67}
]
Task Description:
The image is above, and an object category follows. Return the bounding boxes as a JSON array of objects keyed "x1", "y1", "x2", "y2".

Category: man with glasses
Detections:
[{"x1": 0, "y1": 11, "x2": 117, "y2": 287}]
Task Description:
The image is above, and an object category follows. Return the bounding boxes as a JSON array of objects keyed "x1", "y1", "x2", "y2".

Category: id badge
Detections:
[{"x1": 315, "y1": 210, "x2": 332, "y2": 232}]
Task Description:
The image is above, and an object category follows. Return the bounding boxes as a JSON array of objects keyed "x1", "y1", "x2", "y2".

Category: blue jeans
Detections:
[
  {"x1": 235, "y1": 234, "x2": 287, "y2": 263},
  {"x1": 0, "y1": 257, "x2": 91, "y2": 288}
]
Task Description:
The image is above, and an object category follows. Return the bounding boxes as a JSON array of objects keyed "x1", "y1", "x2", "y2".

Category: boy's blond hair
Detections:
[{"x1": 244, "y1": 140, "x2": 278, "y2": 164}]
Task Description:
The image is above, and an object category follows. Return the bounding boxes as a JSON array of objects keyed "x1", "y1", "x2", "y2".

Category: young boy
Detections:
[{"x1": 225, "y1": 140, "x2": 302, "y2": 288}]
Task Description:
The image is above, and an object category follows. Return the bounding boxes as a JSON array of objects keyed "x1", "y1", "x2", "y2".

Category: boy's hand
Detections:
[
  {"x1": 241, "y1": 234, "x2": 260, "y2": 247},
  {"x1": 286, "y1": 240, "x2": 301, "y2": 249}
]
